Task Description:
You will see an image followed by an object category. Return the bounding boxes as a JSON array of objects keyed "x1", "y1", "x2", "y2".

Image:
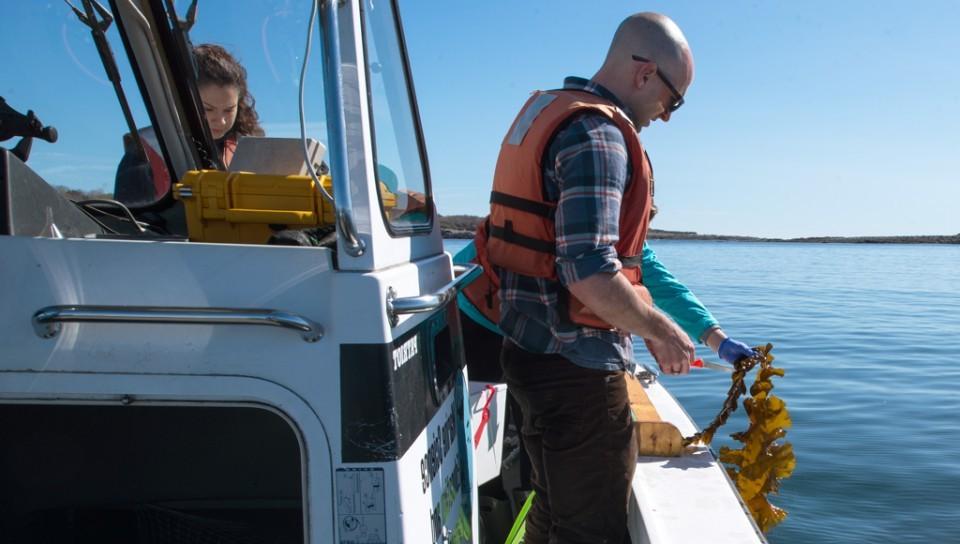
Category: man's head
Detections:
[{"x1": 593, "y1": 13, "x2": 694, "y2": 129}]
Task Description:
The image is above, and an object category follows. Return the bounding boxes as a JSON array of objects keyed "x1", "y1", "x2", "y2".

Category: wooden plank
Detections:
[
  {"x1": 624, "y1": 373, "x2": 684, "y2": 457},
  {"x1": 635, "y1": 421, "x2": 684, "y2": 457},
  {"x1": 625, "y1": 373, "x2": 660, "y2": 422}
]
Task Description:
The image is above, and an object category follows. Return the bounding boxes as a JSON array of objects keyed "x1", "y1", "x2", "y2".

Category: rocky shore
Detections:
[{"x1": 439, "y1": 215, "x2": 959, "y2": 244}]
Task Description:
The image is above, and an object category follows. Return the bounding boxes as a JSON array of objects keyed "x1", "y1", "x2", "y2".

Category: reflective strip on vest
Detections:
[{"x1": 508, "y1": 93, "x2": 558, "y2": 146}]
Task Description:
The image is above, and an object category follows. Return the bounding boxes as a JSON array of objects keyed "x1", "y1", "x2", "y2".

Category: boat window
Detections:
[
  {"x1": 1, "y1": 404, "x2": 305, "y2": 541},
  {"x1": 3, "y1": 3, "x2": 164, "y2": 208},
  {"x1": 362, "y1": 0, "x2": 433, "y2": 234}
]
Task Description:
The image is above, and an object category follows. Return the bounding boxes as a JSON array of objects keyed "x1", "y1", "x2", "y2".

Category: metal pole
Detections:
[{"x1": 319, "y1": 0, "x2": 366, "y2": 257}]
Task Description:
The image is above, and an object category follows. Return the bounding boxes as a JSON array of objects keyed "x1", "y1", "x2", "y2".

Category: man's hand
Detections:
[
  {"x1": 703, "y1": 328, "x2": 757, "y2": 365},
  {"x1": 644, "y1": 320, "x2": 696, "y2": 375},
  {"x1": 566, "y1": 271, "x2": 695, "y2": 374},
  {"x1": 718, "y1": 337, "x2": 756, "y2": 365}
]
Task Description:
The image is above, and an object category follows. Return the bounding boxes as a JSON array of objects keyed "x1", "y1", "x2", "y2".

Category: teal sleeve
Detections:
[
  {"x1": 452, "y1": 241, "x2": 503, "y2": 335},
  {"x1": 641, "y1": 242, "x2": 719, "y2": 343},
  {"x1": 451, "y1": 240, "x2": 476, "y2": 265}
]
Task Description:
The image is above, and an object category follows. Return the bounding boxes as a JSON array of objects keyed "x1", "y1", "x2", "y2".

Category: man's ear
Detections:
[{"x1": 634, "y1": 62, "x2": 656, "y2": 90}]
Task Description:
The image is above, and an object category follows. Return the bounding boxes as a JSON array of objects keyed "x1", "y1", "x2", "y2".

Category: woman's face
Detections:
[{"x1": 199, "y1": 84, "x2": 239, "y2": 140}]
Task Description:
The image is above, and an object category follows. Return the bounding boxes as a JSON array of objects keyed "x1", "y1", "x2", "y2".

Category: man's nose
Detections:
[{"x1": 659, "y1": 108, "x2": 672, "y2": 123}]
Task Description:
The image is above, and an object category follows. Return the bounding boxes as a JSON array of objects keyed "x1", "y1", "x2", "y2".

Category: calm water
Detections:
[{"x1": 445, "y1": 239, "x2": 960, "y2": 544}]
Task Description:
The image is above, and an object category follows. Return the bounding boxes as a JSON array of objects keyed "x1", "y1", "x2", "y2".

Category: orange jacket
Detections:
[{"x1": 472, "y1": 89, "x2": 654, "y2": 330}]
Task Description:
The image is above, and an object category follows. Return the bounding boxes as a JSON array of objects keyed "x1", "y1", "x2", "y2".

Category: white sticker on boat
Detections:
[
  {"x1": 336, "y1": 468, "x2": 386, "y2": 544},
  {"x1": 392, "y1": 335, "x2": 418, "y2": 371}
]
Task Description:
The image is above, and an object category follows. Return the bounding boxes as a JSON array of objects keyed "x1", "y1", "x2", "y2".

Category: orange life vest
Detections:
[{"x1": 473, "y1": 89, "x2": 654, "y2": 330}]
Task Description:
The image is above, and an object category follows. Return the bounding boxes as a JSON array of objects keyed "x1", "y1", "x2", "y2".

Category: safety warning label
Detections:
[{"x1": 336, "y1": 468, "x2": 386, "y2": 544}]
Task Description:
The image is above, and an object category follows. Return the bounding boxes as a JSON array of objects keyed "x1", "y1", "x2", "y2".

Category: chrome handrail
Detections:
[
  {"x1": 320, "y1": 0, "x2": 365, "y2": 257},
  {"x1": 386, "y1": 263, "x2": 482, "y2": 326},
  {"x1": 32, "y1": 305, "x2": 324, "y2": 343}
]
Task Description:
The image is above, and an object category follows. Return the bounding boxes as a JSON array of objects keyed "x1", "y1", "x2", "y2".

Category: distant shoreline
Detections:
[{"x1": 439, "y1": 216, "x2": 960, "y2": 244}]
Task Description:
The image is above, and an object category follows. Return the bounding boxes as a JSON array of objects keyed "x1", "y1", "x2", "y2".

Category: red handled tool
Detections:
[{"x1": 691, "y1": 358, "x2": 733, "y2": 372}]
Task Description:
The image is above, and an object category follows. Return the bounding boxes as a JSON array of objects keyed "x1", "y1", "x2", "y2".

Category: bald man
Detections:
[{"x1": 481, "y1": 13, "x2": 749, "y2": 543}]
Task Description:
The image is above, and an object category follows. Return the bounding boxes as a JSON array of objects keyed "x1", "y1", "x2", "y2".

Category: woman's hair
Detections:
[{"x1": 193, "y1": 43, "x2": 264, "y2": 137}]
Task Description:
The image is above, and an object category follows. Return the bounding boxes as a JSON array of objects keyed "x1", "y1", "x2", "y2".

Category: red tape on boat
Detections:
[{"x1": 473, "y1": 385, "x2": 497, "y2": 448}]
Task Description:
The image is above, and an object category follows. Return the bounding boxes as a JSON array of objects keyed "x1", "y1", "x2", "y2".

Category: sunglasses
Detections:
[{"x1": 632, "y1": 55, "x2": 685, "y2": 113}]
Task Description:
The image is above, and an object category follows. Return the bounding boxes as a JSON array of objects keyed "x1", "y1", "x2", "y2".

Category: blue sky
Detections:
[
  {"x1": 400, "y1": 1, "x2": 960, "y2": 238},
  {"x1": 4, "y1": 1, "x2": 958, "y2": 238}
]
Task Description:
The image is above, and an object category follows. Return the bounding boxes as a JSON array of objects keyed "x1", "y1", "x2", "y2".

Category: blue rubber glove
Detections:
[{"x1": 718, "y1": 337, "x2": 756, "y2": 365}]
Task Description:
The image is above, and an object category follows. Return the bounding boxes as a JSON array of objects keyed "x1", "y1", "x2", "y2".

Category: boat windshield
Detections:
[
  {"x1": 362, "y1": 0, "x2": 433, "y2": 233},
  {"x1": 4, "y1": 2, "x2": 160, "y2": 205},
  {"x1": 5, "y1": 1, "x2": 432, "y2": 237},
  {"x1": 179, "y1": 0, "x2": 330, "y2": 155},
  {"x1": 4, "y1": 1, "x2": 331, "y2": 210}
]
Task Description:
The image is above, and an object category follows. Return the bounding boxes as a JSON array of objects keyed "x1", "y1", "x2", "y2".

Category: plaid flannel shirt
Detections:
[{"x1": 498, "y1": 77, "x2": 638, "y2": 371}]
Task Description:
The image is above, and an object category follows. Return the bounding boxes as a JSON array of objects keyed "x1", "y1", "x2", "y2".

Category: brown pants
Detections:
[{"x1": 501, "y1": 341, "x2": 637, "y2": 544}]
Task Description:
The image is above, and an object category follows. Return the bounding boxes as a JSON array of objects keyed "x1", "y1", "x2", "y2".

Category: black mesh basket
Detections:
[{"x1": 136, "y1": 505, "x2": 268, "y2": 544}]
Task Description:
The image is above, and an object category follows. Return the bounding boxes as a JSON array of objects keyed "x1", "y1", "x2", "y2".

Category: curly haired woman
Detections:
[
  {"x1": 193, "y1": 43, "x2": 264, "y2": 166},
  {"x1": 114, "y1": 44, "x2": 263, "y2": 204}
]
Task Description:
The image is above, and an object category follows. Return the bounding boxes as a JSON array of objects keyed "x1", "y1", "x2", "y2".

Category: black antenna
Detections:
[
  {"x1": 160, "y1": 0, "x2": 222, "y2": 170},
  {"x1": 178, "y1": 0, "x2": 200, "y2": 32},
  {"x1": 64, "y1": 0, "x2": 145, "y2": 159}
]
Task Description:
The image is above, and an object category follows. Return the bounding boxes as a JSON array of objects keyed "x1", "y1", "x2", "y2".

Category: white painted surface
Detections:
[
  {"x1": 629, "y1": 380, "x2": 766, "y2": 544},
  {"x1": 0, "y1": 234, "x2": 458, "y2": 543}
]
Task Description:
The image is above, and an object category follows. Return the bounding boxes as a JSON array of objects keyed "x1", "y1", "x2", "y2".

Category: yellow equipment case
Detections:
[{"x1": 174, "y1": 170, "x2": 395, "y2": 244}]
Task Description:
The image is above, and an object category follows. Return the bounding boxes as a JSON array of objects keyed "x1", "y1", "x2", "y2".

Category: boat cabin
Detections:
[{"x1": 2, "y1": 1, "x2": 480, "y2": 542}]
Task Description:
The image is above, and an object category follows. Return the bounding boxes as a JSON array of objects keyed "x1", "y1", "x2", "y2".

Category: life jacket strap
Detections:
[
  {"x1": 489, "y1": 221, "x2": 556, "y2": 255},
  {"x1": 490, "y1": 191, "x2": 555, "y2": 219}
]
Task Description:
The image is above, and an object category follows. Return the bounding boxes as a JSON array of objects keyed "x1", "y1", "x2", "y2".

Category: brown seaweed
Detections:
[{"x1": 684, "y1": 343, "x2": 796, "y2": 533}]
